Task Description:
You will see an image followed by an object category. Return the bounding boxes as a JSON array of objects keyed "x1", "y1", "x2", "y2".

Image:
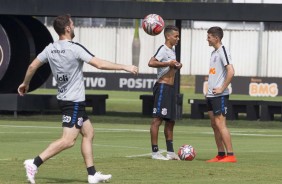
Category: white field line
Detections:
[
  {"x1": 93, "y1": 144, "x2": 148, "y2": 150},
  {"x1": 232, "y1": 132, "x2": 282, "y2": 137},
  {"x1": 0, "y1": 124, "x2": 281, "y2": 137},
  {"x1": 201, "y1": 132, "x2": 282, "y2": 137},
  {"x1": 0, "y1": 158, "x2": 56, "y2": 161},
  {"x1": 125, "y1": 149, "x2": 166, "y2": 158},
  {"x1": 0, "y1": 132, "x2": 57, "y2": 134},
  {"x1": 0, "y1": 124, "x2": 281, "y2": 160},
  {"x1": 0, "y1": 125, "x2": 60, "y2": 129},
  {"x1": 0, "y1": 158, "x2": 10, "y2": 161},
  {"x1": 94, "y1": 128, "x2": 149, "y2": 132},
  {"x1": 0, "y1": 125, "x2": 149, "y2": 132}
]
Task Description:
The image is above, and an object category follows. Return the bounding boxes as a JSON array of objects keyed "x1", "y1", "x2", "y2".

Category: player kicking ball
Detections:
[{"x1": 19, "y1": 14, "x2": 138, "y2": 184}]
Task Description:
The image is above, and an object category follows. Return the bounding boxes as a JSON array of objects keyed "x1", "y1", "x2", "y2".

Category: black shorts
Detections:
[
  {"x1": 206, "y1": 95, "x2": 229, "y2": 116},
  {"x1": 58, "y1": 100, "x2": 89, "y2": 129},
  {"x1": 152, "y1": 82, "x2": 176, "y2": 121}
]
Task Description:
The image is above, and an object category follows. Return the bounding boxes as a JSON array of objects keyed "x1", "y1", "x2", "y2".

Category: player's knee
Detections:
[
  {"x1": 68, "y1": 140, "x2": 76, "y2": 148},
  {"x1": 85, "y1": 127, "x2": 95, "y2": 140},
  {"x1": 214, "y1": 120, "x2": 226, "y2": 130},
  {"x1": 165, "y1": 121, "x2": 175, "y2": 129},
  {"x1": 61, "y1": 138, "x2": 76, "y2": 149},
  {"x1": 87, "y1": 129, "x2": 94, "y2": 140},
  {"x1": 210, "y1": 122, "x2": 217, "y2": 129},
  {"x1": 151, "y1": 118, "x2": 162, "y2": 126}
]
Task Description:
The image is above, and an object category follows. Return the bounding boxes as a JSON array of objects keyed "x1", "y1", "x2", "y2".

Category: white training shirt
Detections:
[
  {"x1": 206, "y1": 45, "x2": 233, "y2": 97},
  {"x1": 154, "y1": 44, "x2": 176, "y2": 79},
  {"x1": 37, "y1": 40, "x2": 94, "y2": 102}
]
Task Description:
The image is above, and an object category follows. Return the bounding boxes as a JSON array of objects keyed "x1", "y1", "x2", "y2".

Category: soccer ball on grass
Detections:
[{"x1": 178, "y1": 144, "x2": 196, "y2": 161}]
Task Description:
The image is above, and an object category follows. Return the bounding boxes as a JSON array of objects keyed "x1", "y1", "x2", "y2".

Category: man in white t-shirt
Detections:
[
  {"x1": 18, "y1": 14, "x2": 138, "y2": 184},
  {"x1": 205, "y1": 26, "x2": 236, "y2": 163},
  {"x1": 148, "y1": 25, "x2": 182, "y2": 161}
]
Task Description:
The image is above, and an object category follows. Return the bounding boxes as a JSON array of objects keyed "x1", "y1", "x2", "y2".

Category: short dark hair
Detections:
[
  {"x1": 207, "y1": 26, "x2": 223, "y2": 40},
  {"x1": 164, "y1": 25, "x2": 179, "y2": 37},
  {"x1": 53, "y1": 14, "x2": 71, "y2": 36}
]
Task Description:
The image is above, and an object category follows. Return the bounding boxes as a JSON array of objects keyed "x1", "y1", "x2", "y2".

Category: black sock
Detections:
[
  {"x1": 152, "y1": 145, "x2": 159, "y2": 152},
  {"x1": 33, "y1": 156, "x2": 43, "y2": 168},
  {"x1": 227, "y1": 152, "x2": 234, "y2": 156},
  {"x1": 218, "y1": 152, "x2": 226, "y2": 157},
  {"x1": 87, "y1": 166, "x2": 96, "y2": 176},
  {"x1": 166, "y1": 140, "x2": 174, "y2": 152}
]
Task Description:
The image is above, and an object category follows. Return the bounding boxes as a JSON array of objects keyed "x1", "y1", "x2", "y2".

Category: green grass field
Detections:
[
  {"x1": 0, "y1": 115, "x2": 282, "y2": 184},
  {"x1": 1, "y1": 82, "x2": 282, "y2": 184}
]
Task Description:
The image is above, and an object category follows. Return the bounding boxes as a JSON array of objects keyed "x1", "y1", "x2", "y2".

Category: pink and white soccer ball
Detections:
[
  {"x1": 142, "y1": 14, "x2": 165, "y2": 36},
  {"x1": 178, "y1": 144, "x2": 196, "y2": 161}
]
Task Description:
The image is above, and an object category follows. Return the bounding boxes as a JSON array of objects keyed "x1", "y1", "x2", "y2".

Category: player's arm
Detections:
[
  {"x1": 88, "y1": 57, "x2": 138, "y2": 75},
  {"x1": 148, "y1": 57, "x2": 178, "y2": 68},
  {"x1": 222, "y1": 64, "x2": 235, "y2": 90},
  {"x1": 212, "y1": 64, "x2": 235, "y2": 95},
  {"x1": 18, "y1": 58, "x2": 44, "y2": 96}
]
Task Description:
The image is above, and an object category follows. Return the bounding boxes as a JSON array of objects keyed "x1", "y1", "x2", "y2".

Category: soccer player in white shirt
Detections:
[
  {"x1": 18, "y1": 14, "x2": 138, "y2": 184},
  {"x1": 205, "y1": 26, "x2": 237, "y2": 163},
  {"x1": 148, "y1": 25, "x2": 182, "y2": 160}
]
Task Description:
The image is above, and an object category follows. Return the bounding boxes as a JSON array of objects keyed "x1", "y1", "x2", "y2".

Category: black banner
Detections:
[
  {"x1": 0, "y1": 24, "x2": 10, "y2": 81},
  {"x1": 195, "y1": 75, "x2": 280, "y2": 97},
  {"x1": 44, "y1": 72, "x2": 157, "y2": 92}
]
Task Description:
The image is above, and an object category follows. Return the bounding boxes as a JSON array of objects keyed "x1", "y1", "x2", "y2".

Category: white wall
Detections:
[{"x1": 47, "y1": 26, "x2": 282, "y2": 77}]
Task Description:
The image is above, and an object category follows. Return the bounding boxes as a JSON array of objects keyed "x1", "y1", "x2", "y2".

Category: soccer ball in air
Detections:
[
  {"x1": 178, "y1": 144, "x2": 196, "y2": 161},
  {"x1": 142, "y1": 14, "x2": 165, "y2": 36}
]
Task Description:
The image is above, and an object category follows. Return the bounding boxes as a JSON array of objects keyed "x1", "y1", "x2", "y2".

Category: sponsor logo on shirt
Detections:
[
  {"x1": 57, "y1": 74, "x2": 69, "y2": 83},
  {"x1": 209, "y1": 68, "x2": 216, "y2": 74},
  {"x1": 51, "y1": 50, "x2": 65, "y2": 53},
  {"x1": 58, "y1": 87, "x2": 67, "y2": 93}
]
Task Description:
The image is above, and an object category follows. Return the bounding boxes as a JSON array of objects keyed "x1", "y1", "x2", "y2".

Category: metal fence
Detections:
[{"x1": 47, "y1": 26, "x2": 282, "y2": 77}]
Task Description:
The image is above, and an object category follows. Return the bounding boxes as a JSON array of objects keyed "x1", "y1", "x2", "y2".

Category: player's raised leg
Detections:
[{"x1": 24, "y1": 126, "x2": 80, "y2": 183}]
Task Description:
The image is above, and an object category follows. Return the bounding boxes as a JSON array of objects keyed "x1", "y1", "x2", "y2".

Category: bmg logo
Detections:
[{"x1": 249, "y1": 83, "x2": 278, "y2": 97}]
